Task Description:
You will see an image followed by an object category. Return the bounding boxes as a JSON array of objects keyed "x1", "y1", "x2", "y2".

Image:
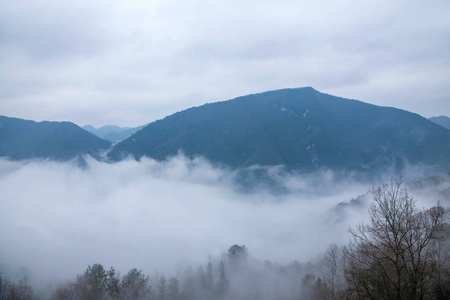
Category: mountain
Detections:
[
  {"x1": 429, "y1": 116, "x2": 450, "y2": 130},
  {"x1": 0, "y1": 116, "x2": 112, "y2": 161},
  {"x1": 107, "y1": 87, "x2": 450, "y2": 174},
  {"x1": 83, "y1": 124, "x2": 145, "y2": 142}
]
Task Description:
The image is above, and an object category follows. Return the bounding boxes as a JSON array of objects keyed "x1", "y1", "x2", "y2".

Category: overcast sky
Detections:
[{"x1": 1, "y1": 0, "x2": 449, "y2": 127}]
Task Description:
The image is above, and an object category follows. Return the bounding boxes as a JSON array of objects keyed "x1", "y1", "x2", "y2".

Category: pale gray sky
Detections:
[{"x1": 1, "y1": 0, "x2": 449, "y2": 127}]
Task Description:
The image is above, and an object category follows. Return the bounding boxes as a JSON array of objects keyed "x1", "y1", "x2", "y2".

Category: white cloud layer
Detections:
[
  {"x1": 1, "y1": 0, "x2": 449, "y2": 126},
  {"x1": 0, "y1": 156, "x2": 373, "y2": 286}
]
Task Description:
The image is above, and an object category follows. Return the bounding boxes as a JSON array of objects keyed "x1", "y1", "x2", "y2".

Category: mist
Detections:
[{"x1": 0, "y1": 155, "x2": 446, "y2": 292}]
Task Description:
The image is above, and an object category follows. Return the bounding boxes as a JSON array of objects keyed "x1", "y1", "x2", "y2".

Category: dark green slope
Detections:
[
  {"x1": 0, "y1": 116, "x2": 112, "y2": 160},
  {"x1": 108, "y1": 87, "x2": 450, "y2": 173}
]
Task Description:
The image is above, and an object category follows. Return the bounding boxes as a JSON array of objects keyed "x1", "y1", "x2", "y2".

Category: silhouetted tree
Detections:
[
  {"x1": 181, "y1": 267, "x2": 195, "y2": 300},
  {"x1": 318, "y1": 244, "x2": 345, "y2": 299},
  {"x1": 215, "y1": 260, "x2": 229, "y2": 298},
  {"x1": 300, "y1": 274, "x2": 317, "y2": 300},
  {"x1": 74, "y1": 263, "x2": 119, "y2": 300},
  {"x1": 227, "y1": 245, "x2": 248, "y2": 268},
  {"x1": 157, "y1": 276, "x2": 166, "y2": 300},
  {"x1": 52, "y1": 281, "x2": 77, "y2": 300},
  {"x1": 205, "y1": 262, "x2": 214, "y2": 292},
  {"x1": 167, "y1": 277, "x2": 179, "y2": 300},
  {"x1": 120, "y1": 268, "x2": 151, "y2": 300},
  {"x1": 195, "y1": 266, "x2": 205, "y2": 291},
  {"x1": 0, "y1": 268, "x2": 39, "y2": 300},
  {"x1": 107, "y1": 267, "x2": 120, "y2": 299},
  {"x1": 344, "y1": 179, "x2": 450, "y2": 300}
]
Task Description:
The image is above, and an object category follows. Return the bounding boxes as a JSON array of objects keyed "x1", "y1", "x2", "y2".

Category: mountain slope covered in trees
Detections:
[
  {"x1": 0, "y1": 115, "x2": 111, "y2": 161},
  {"x1": 108, "y1": 87, "x2": 450, "y2": 174}
]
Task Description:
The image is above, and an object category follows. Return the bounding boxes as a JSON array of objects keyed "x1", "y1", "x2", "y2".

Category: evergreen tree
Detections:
[
  {"x1": 167, "y1": 277, "x2": 179, "y2": 300},
  {"x1": 181, "y1": 267, "x2": 195, "y2": 300},
  {"x1": 157, "y1": 276, "x2": 166, "y2": 300},
  {"x1": 195, "y1": 266, "x2": 206, "y2": 291},
  {"x1": 216, "y1": 260, "x2": 229, "y2": 298},
  {"x1": 120, "y1": 268, "x2": 151, "y2": 300},
  {"x1": 205, "y1": 262, "x2": 214, "y2": 292}
]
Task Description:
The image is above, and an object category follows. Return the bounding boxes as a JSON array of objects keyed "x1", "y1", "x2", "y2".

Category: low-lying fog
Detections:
[{"x1": 0, "y1": 155, "x2": 446, "y2": 289}]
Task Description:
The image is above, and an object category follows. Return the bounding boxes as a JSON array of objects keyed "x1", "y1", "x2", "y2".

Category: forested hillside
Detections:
[
  {"x1": 0, "y1": 116, "x2": 111, "y2": 161},
  {"x1": 109, "y1": 88, "x2": 450, "y2": 175}
]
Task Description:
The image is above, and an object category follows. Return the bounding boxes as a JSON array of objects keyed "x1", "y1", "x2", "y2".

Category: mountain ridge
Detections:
[
  {"x1": 429, "y1": 116, "x2": 450, "y2": 130},
  {"x1": 0, "y1": 115, "x2": 111, "y2": 161},
  {"x1": 108, "y1": 87, "x2": 450, "y2": 174},
  {"x1": 82, "y1": 124, "x2": 145, "y2": 142}
]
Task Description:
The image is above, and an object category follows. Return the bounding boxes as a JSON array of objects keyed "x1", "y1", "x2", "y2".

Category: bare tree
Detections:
[
  {"x1": 0, "y1": 274, "x2": 14, "y2": 299},
  {"x1": 318, "y1": 244, "x2": 346, "y2": 299},
  {"x1": 344, "y1": 178, "x2": 450, "y2": 300},
  {"x1": 0, "y1": 267, "x2": 39, "y2": 300}
]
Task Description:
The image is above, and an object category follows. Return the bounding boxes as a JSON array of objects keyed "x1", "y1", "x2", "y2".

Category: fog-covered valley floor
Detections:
[{"x1": 0, "y1": 155, "x2": 448, "y2": 294}]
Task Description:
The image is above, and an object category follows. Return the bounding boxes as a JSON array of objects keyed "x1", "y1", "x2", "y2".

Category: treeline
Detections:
[
  {"x1": 50, "y1": 245, "x2": 315, "y2": 300},
  {"x1": 312, "y1": 179, "x2": 450, "y2": 300},
  {"x1": 1, "y1": 179, "x2": 450, "y2": 300},
  {"x1": 1, "y1": 246, "x2": 316, "y2": 300},
  {"x1": 0, "y1": 267, "x2": 38, "y2": 300}
]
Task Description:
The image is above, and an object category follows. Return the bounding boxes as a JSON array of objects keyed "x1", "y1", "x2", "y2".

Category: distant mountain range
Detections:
[
  {"x1": 2, "y1": 88, "x2": 449, "y2": 176},
  {"x1": 82, "y1": 124, "x2": 145, "y2": 142},
  {"x1": 429, "y1": 116, "x2": 450, "y2": 130},
  {"x1": 0, "y1": 116, "x2": 111, "y2": 161},
  {"x1": 108, "y1": 87, "x2": 450, "y2": 174}
]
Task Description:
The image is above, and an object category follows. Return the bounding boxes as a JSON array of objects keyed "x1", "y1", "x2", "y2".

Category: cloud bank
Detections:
[{"x1": 0, "y1": 155, "x2": 374, "y2": 287}]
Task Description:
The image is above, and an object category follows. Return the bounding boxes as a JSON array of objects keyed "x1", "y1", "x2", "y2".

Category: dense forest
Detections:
[{"x1": 1, "y1": 179, "x2": 449, "y2": 300}]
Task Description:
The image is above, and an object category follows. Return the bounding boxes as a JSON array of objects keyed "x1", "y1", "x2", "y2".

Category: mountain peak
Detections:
[
  {"x1": 0, "y1": 116, "x2": 111, "y2": 161},
  {"x1": 107, "y1": 88, "x2": 450, "y2": 174}
]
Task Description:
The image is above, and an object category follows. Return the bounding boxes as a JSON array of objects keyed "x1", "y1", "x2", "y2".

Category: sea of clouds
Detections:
[{"x1": 0, "y1": 155, "x2": 445, "y2": 289}]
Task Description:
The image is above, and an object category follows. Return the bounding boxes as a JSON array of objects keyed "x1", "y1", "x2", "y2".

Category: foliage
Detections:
[
  {"x1": 227, "y1": 245, "x2": 248, "y2": 268},
  {"x1": 120, "y1": 268, "x2": 151, "y2": 300}
]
